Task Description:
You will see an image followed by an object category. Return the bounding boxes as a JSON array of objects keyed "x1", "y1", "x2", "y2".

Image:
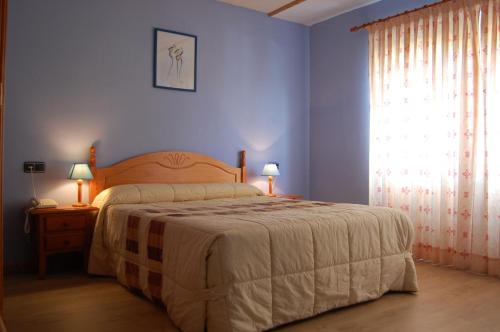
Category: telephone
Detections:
[
  {"x1": 25, "y1": 167, "x2": 59, "y2": 233},
  {"x1": 31, "y1": 197, "x2": 58, "y2": 209},
  {"x1": 24, "y1": 198, "x2": 59, "y2": 234}
]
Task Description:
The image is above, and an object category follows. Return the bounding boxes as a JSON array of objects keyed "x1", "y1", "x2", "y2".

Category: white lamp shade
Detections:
[
  {"x1": 262, "y1": 163, "x2": 280, "y2": 176},
  {"x1": 68, "y1": 163, "x2": 93, "y2": 180}
]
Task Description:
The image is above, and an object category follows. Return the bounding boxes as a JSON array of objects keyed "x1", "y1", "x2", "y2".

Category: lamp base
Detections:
[
  {"x1": 268, "y1": 176, "x2": 274, "y2": 196},
  {"x1": 72, "y1": 203, "x2": 88, "y2": 207},
  {"x1": 73, "y1": 180, "x2": 87, "y2": 207}
]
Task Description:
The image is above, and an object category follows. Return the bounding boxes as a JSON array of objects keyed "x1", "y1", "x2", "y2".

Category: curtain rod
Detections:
[{"x1": 350, "y1": 0, "x2": 452, "y2": 32}]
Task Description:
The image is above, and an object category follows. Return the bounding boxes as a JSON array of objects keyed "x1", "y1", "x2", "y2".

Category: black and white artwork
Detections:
[{"x1": 154, "y1": 28, "x2": 197, "y2": 92}]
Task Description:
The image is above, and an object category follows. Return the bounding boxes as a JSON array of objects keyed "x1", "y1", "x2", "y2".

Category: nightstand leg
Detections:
[
  {"x1": 38, "y1": 253, "x2": 46, "y2": 279},
  {"x1": 37, "y1": 218, "x2": 46, "y2": 279},
  {"x1": 83, "y1": 250, "x2": 89, "y2": 274}
]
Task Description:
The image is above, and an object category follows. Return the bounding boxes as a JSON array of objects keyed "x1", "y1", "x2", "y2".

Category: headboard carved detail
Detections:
[
  {"x1": 165, "y1": 153, "x2": 190, "y2": 168},
  {"x1": 88, "y1": 146, "x2": 247, "y2": 202}
]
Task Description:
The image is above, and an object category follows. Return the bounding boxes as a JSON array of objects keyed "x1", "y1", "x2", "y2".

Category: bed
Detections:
[{"x1": 87, "y1": 147, "x2": 418, "y2": 332}]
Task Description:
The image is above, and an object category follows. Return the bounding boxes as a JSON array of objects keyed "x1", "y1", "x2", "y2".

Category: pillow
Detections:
[{"x1": 92, "y1": 183, "x2": 263, "y2": 209}]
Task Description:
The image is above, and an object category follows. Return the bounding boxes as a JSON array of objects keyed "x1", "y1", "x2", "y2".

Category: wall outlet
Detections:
[{"x1": 24, "y1": 161, "x2": 45, "y2": 173}]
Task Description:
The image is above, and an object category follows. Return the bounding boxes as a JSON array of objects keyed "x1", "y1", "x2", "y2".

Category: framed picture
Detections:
[{"x1": 153, "y1": 28, "x2": 197, "y2": 92}]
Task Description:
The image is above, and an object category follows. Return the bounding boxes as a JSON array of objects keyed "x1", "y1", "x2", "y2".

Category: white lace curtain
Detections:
[{"x1": 369, "y1": 0, "x2": 500, "y2": 277}]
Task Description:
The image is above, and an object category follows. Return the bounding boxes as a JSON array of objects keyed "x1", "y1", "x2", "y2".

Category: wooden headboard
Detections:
[{"x1": 88, "y1": 146, "x2": 247, "y2": 202}]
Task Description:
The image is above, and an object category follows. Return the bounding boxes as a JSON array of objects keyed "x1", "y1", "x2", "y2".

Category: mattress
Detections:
[{"x1": 88, "y1": 183, "x2": 418, "y2": 332}]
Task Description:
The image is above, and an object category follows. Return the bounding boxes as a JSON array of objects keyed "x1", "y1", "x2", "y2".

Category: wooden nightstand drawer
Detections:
[
  {"x1": 46, "y1": 233, "x2": 86, "y2": 252},
  {"x1": 45, "y1": 215, "x2": 87, "y2": 232},
  {"x1": 30, "y1": 205, "x2": 99, "y2": 278}
]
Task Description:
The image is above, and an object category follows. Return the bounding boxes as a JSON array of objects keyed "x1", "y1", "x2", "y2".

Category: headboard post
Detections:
[
  {"x1": 240, "y1": 150, "x2": 247, "y2": 183},
  {"x1": 90, "y1": 146, "x2": 96, "y2": 170},
  {"x1": 89, "y1": 146, "x2": 97, "y2": 203}
]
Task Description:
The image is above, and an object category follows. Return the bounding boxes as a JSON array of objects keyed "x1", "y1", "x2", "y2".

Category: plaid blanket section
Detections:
[
  {"x1": 124, "y1": 215, "x2": 165, "y2": 306},
  {"x1": 122, "y1": 199, "x2": 336, "y2": 305}
]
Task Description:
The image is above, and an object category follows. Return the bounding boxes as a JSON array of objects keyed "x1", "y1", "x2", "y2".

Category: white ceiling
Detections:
[{"x1": 218, "y1": 0, "x2": 381, "y2": 26}]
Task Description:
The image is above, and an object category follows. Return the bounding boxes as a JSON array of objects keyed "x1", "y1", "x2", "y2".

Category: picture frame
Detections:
[{"x1": 153, "y1": 28, "x2": 197, "y2": 92}]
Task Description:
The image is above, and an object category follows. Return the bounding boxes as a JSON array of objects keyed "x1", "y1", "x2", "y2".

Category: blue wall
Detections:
[
  {"x1": 4, "y1": 0, "x2": 310, "y2": 267},
  {"x1": 309, "y1": 0, "x2": 435, "y2": 204}
]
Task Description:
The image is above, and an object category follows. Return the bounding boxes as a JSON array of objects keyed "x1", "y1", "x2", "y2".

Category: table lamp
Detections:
[
  {"x1": 68, "y1": 163, "x2": 93, "y2": 207},
  {"x1": 262, "y1": 163, "x2": 280, "y2": 196}
]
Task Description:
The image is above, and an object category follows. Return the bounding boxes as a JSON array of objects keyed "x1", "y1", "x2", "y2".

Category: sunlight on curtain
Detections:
[{"x1": 368, "y1": 0, "x2": 500, "y2": 277}]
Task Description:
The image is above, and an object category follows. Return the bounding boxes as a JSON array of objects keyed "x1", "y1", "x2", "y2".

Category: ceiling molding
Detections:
[
  {"x1": 218, "y1": 0, "x2": 382, "y2": 26},
  {"x1": 306, "y1": 0, "x2": 382, "y2": 26},
  {"x1": 268, "y1": 0, "x2": 306, "y2": 17}
]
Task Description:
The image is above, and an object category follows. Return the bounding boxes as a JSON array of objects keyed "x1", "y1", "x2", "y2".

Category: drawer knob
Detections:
[
  {"x1": 63, "y1": 222, "x2": 69, "y2": 227},
  {"x1": 63, "y1": 240, "x2": 70, "y2": 246}
]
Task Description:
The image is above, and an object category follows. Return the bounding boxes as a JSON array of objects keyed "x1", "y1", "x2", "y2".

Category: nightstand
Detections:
[
  {"x1": 274, "y1": 194, "x2": 304, "y2": 200},
  {"x1": 30, "y1": 206, "x2": 99, "y2": 279}
]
